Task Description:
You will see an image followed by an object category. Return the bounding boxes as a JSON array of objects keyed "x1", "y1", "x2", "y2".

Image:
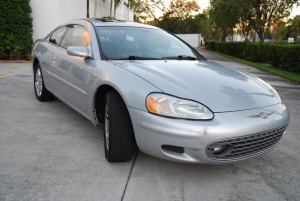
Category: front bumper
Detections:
[{"x1": 128, "y1": 103, "x2": 290, "y2": 164}]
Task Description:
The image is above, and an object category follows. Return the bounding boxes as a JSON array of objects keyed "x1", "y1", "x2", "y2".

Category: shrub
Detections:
[
  {"x1": 245, "y1": 43, "x2": 260, "y2": 62},
  {"x1": 215, "y1": 42, "x2": 245, "y2": 59},
  {"x1": 208, "y1": 41, "x2": 300, "y2": 72},
  {"x1": 206, "y1": 41, "x2": 216, "y2": 51},
  {"x1": 0, "y1": 0, "x2": 33, "y2": 60},
  {"x1": 259, "y1": 43, "x2": 271, "y2": 63},
  {"x1": 277, "y1": 45, "x2": 300, "y2": 72},
  {"x1": 267, "y1": 44, "x2": 281, "y2": 67}
]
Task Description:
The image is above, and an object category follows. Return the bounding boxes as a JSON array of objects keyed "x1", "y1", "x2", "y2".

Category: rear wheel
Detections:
[
  {"x1": 103, "y1": 91, "x2": 136, "y2": 162},
  {"x1": 34, "y1": 63, "x2": 54, "y2": 101}
]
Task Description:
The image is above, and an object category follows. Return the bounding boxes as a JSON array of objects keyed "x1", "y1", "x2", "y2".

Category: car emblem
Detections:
[{"x1": 247, "y1": 111, "x2": 274, "y2": 119}]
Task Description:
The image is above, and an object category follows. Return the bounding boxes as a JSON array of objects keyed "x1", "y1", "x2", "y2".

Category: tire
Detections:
[
  {"x1": 34, "y1": 63, "x2": 54, "y2": 101},
  {"x1": 103, "y1": 91, "x2": 136, "y2": 162}
]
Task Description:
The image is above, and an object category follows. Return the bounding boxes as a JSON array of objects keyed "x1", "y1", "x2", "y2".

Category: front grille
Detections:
[{"x1": 206, "y1": 125, "x2": 287, "y2": 161}]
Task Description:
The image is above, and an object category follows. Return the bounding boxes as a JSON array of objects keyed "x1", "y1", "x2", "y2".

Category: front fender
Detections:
[{"x1": 86, "y1": 59, "x2": 162, "y2": 125}]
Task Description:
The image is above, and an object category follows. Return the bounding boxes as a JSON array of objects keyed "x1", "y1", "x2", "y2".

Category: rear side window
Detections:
[
  {"x1": 49, "y1": 26, "x2": 66, "y2": 45},
  {"x1": 60, "y1": 25, "x2": 91, "y2": 49}
]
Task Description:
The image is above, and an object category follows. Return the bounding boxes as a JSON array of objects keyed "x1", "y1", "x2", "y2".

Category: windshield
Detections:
[{"x1": 95, "y1": 26, "x2": 205, "y2": 60}]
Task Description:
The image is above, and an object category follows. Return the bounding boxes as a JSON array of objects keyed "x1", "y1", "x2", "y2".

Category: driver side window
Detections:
[
  {"x1": 60, "y1": 25, "x2": 91, "y2": 49},
  {"x1": 49, "y1": 26, "x2": 66, "y2": 45}
]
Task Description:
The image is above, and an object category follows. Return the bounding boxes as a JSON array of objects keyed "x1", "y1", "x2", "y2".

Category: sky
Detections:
[
  {"x1": 291, "y1": 4, "x2": 300, "y2": 17},
  {"x1": 156, "y1": 0, "x2": 300, "y2": 18}
]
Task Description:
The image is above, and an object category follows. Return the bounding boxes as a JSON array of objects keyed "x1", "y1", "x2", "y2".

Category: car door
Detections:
[
  {"x1": 50, "y1": 24, "x2": 92, "y2": 117},
  {"x1": 42, "y1": 26, "x2": 67, "y2": 91}
]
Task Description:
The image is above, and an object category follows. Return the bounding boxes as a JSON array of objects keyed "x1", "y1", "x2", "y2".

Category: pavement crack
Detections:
[{"x1": 121, "y1": 149, "x2": 138, "y2": 201}]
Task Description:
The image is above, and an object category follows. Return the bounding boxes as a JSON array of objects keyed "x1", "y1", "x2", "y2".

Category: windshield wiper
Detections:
[
  {"x1": 162, "y1": 55, "x2": 202, "y2": 60},
  {"x1": 107, "y1": 56, "x2": 161, "y2": 60}
]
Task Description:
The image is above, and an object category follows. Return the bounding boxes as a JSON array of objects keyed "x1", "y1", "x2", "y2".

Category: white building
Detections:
[{"x1": 30, "y1": 0, "x2": 134, "y2": 41}]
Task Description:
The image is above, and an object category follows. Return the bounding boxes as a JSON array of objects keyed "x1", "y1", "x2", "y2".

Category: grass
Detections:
[{"x1": 209, "y1": 50, "x2": 300, "y2": 84}]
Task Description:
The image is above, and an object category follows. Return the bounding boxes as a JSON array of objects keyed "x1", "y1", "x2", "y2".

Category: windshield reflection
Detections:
[
  {"x1": 194, "y1": 62, "x2": 249, "y2": 82},
  {"x1": 96, "y1": 27, "x2": 204, "y2": 60}
]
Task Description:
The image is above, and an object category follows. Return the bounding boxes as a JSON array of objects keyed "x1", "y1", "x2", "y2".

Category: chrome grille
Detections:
[{"x1": 206, "y1": 125, "x2": 287, "y2": 160}]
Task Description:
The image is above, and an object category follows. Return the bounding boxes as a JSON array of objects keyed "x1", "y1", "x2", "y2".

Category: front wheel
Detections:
[
  {"x1": 103, "y1": 91, "x2": 136, "y2": 162},
  {"x1": 34, "y1": 63, "x2": 54, "y2": 101}
]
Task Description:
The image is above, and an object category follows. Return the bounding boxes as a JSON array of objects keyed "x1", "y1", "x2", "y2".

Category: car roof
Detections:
[{"x1": 84, "y1": 18, "x2": 161, "y2": 30}]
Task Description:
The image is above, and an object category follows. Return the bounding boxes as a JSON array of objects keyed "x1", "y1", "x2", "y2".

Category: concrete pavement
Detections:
[
  {"x1": 0, "y1": 50, "x2": 299, "y2": 200},
  {"x1": 0, "y1": 63, "x2": 133, "y2": 200}
]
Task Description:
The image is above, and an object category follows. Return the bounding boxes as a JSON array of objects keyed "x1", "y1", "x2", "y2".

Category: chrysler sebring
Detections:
[{"x1": 31, "y1": 19, "x2": 290, "y2": 164}]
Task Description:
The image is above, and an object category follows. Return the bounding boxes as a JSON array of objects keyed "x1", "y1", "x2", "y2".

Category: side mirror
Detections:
[{"x1": 67, "y1": 46, "x2": 92, "y2": 58}]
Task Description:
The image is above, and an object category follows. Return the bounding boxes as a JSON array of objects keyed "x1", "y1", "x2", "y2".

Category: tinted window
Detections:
[
  {"x1": 49, "y1": 26, "x2": 66, "y2": 45},
  {"x1": 95, "y1": 27, "x2": 203, "y2": 60},
  {"x1": 60, "y1": 25, "x2": 91, "y2": 49}
]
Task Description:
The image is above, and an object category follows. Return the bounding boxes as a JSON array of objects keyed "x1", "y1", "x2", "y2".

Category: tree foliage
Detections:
[
  {"x1": 236, "y1": 1, "x2": 254, "y2": 41},
  {"x1": 111, "y1": 0, "x2": 136, "y2": 18},
  {"x1": 249, "y1": 0, "x2": 299, "y2": 43},
  {"x1": 0, "y1": 0, "x2": 33, "y2": 60},
  {"x1": 134, "y1": 0, "x2": 165, "y2": 23},
  {"x1": 208, "y1": 0, "x2": 299, "y2": 43},
  {"x1": 168, "y1": 0, "x2": 200, "y2": 19},
  {"x1": 197, "y1": 10, "x2": 215, "y2": 41},
  {"x1": 154, "y1": 0, "x2": 202, "y2": 34},
  {"x1": 209, "y1": 0, "x2": 240, "y2": 41},
  {"x1": 286, "y1": 15, "x2": 300, "y2": 40},
  {"x1": 272, "y1": 20, "x2": 287, "y2": 40}
]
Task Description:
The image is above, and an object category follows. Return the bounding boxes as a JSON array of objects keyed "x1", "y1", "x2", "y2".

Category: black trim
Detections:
[
  {"x1": 162, "y1": 145, "x2": 184, "y2": 154},
  {"x1": 82, "y1": 19, "x2": 103, "y2": 60},
  {"x1": 206, "y1": 125, "x2": 288, "y2": 161},
  {"x1": 48, "y1": 26, "x2": 69, "y2": 47},
  {"x1": 58, "y1": 27, "x2": 69, "y2": 46}
]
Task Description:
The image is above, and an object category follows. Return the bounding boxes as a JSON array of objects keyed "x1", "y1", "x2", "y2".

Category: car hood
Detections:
[{"x1": 111, "y1": 60, "x2": 279, "y2": 112}]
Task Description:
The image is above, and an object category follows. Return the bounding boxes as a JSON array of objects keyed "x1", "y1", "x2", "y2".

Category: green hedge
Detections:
[
  {"x1": 245, "y1": 43, "x2": 261, "y2": 62},
  {"x1": 278, "y1": 45, "x2": 300, "y2": 72},
  {"x1": 0, "y1": 0, "x2": 33, "y2": 60},
  {"x1": 206, "y1": 41, "x2": 216, "y2": 51},
  {"x1": 206, "y1": 41, "x2": 300, "y2": 72},
  {"x1": 215, "y1": 42, "x2": 245, "y2": 59}
]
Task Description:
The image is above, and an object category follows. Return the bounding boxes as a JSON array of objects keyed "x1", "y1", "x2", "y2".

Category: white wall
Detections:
[
  {"x1": 30, "y1": 0, "x2": 61, "y2": 41},
  {"x1": 30, "y1": 0, "x2": 134, "y2": 41},
  {"x1": 175, "y1": 34, "x2": 202, "y2": 47},
  {"x1": 88, "y1": 0, "x2": 133, "y2": 21}
]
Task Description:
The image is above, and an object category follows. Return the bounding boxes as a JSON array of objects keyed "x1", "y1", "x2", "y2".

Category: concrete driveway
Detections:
[{"x1": 1, "y1": 50, "x2": 299, "y2": 201}]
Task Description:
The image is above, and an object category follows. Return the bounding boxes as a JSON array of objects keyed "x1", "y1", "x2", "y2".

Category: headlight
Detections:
[{"x1": 146, "y1": 93, "x2": 213, "y2": 120}]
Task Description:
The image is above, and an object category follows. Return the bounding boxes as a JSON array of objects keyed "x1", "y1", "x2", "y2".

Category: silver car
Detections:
[{"x1": 31, "y1": 19, "x2": 290, "y2": 164}]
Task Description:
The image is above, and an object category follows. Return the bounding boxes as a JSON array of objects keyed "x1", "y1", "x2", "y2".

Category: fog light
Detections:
[{"x1": 213, "y1": 145, "x2": 227, "y2": 154}]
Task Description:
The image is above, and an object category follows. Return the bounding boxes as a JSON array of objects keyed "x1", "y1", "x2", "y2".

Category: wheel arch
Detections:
[
  {"x1": 32, "y1": 57, "x2": 40, "y2": 71},
  {"x1": 94, "y1": 84, "x2": 121, "y2": 123},
  {"x1": 90, "y1": 65, "x2": 162, "y2": 128}
]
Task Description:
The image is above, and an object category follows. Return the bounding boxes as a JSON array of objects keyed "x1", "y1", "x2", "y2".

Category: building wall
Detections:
[
  {"x1": 175, "y1": 34, "x2": 202, "y2": 47},
  {"x1": 30, "y1": 0, "x2": 134, "y2": 41}
]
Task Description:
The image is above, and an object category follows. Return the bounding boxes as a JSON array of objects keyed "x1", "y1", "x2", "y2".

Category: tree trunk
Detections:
[
  {"x1": 258, "y1": 32, "x2": 264, "y2": 44},
  {"x1": 221, "y1": 29, "x2": 226, "y2": 41},
  {"x1": 114, "y1": 8, "x2": 116, "y2": 18},
  {"x1": 110, "y1": 0, "x2": 113, "y2": 17}
]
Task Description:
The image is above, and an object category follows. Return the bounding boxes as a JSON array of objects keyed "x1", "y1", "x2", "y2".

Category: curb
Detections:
[{"x1": 0, "y1": 60, "x2": 31, "y2": 63}]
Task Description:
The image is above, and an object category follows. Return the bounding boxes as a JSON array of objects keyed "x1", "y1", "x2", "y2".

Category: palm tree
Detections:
[
  {"x1": 114, "y1": 0, "x2": 122, "y2": 18},
  {"x1": 112, "y1": 0, "x2": 136, "y2": 18},
  {"x1": 110, "y1": 0, "x2": 114, "y2": 17}
]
